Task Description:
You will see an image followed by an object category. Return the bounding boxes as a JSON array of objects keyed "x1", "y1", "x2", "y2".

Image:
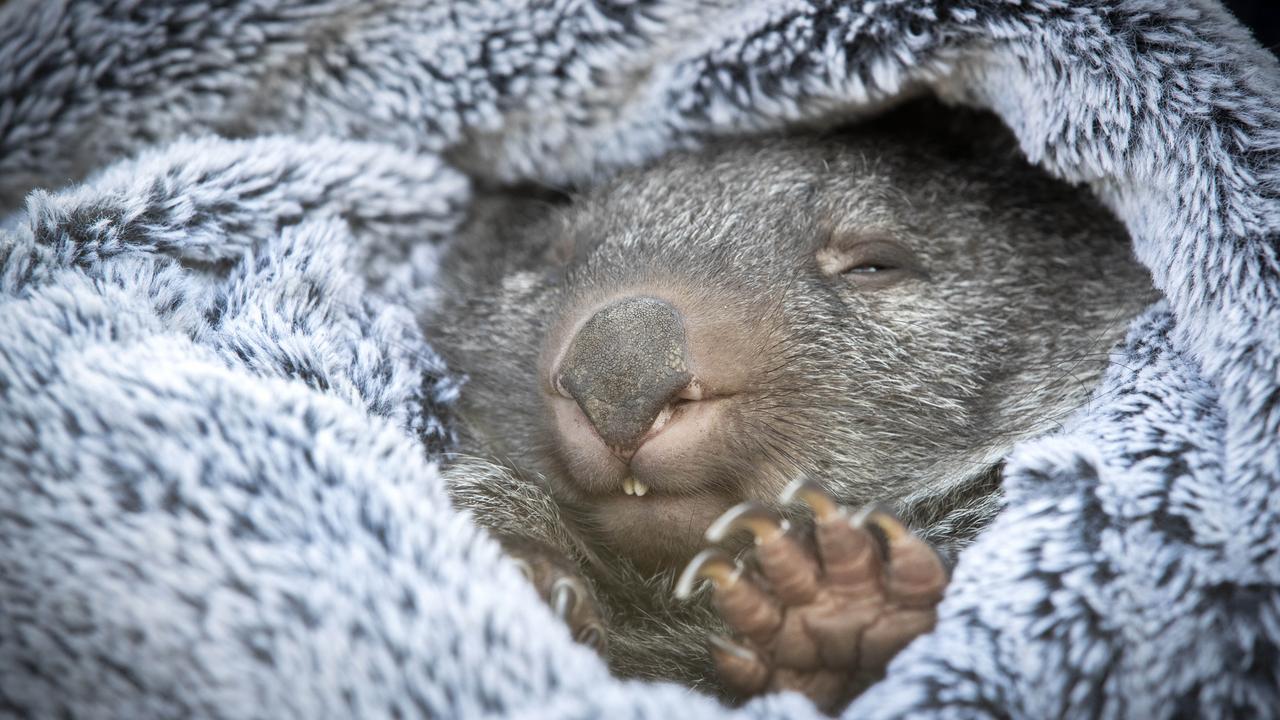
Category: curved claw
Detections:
[
  {"x1": 708, "y1": 633, "x2": 758, "y2": 662},
  {"x1": 706, "y1": 502, "x2": 789, "y2": 544},
  {"x1": 855, "y1": 505, "x2": 910, "y2": 541},
  {"x1": 779, "y1": 476, "x2": 844, "y2": 521},
  {"x1": 576, "y1": 623, "x2": 607, "y2": 652},
  {"x1": 674, "y1": 548, "x2": 741, "y2": 599},
  {"x1": 708, "y1": 633, "x2": 769, "y2": 695},
  {"x1": 550, "y1": 577, "x2": 579, "y2": 619}
]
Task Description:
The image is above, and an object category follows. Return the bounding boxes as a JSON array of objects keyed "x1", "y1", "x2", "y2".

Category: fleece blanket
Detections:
[{"x1": 1, "y1": 1, "x2": 1278, "y2": 718}]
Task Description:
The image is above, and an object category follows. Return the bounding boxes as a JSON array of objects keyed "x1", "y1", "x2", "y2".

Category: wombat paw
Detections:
[
  {"x1": 502, "y1": 537, "x2": 608, "y2": 654},
  {"x1": 674, "y1": 479, "x2": 947, "y2": 714}
]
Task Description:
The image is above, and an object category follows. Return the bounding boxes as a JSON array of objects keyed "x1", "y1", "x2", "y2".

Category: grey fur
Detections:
[
  {"x1": 428, "y1": 107, "x2": 1157, "y2": 690},
  {"x1": 0, "y1": 0, "x2": 1278, "y2": 718}
]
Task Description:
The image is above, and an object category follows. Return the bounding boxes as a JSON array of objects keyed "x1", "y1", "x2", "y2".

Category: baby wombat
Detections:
[{"x1": 425, "y1": 105, "x2": 1156, "y2": 712}]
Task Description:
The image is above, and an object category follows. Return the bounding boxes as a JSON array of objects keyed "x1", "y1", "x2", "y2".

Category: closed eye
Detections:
[
  {"x1": 842, "y1": 263, "x2": 893, "y2": 274},
  {"x1": 816, "y1": 236, "x2": 924, "y2": 288}
]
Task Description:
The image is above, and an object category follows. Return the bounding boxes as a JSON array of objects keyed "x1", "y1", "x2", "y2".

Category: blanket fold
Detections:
[{"x1": 1, "y1": 1, "x2": 1277, "y2": 717}]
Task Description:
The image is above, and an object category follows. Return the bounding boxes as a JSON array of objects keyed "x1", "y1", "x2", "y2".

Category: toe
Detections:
[
  {"x1": 710, "y1": 635, "x2": 770, "y2": 696},
  {"x1": 676, "y1": 549, "x2": 782, "y2": 642},
  {"x1": 707, "y1": 501, "x2": 819, "y2": 607},
  {"x1": 713, "y1": 572, "x2": 784, "y2": 643},
  {"x1": 754, "y1": 534, "x2": 821, "y2": 606},
  {"x1": 816, "y1": 516, "x2": 881, "y2": 594},
  {"x1": 784, "y1": 477, "x2": 881, "y2": 596},
  {"x1": 863, "y1": 509, "x2": 948, "y2": 607}
]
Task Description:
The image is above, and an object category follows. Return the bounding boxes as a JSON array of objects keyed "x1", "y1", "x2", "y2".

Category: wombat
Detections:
[{"x1": 424, "y1": 103, "x2": 1156, "y2": 712}]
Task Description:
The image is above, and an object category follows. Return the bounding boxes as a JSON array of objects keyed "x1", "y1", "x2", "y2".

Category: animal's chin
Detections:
[{"x1": 579, "y1": 491, "x2": 738, "y2": 572}]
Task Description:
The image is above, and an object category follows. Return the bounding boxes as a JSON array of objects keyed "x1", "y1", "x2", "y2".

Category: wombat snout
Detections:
[
  {"x1": 542, "y1": 288, "x2": 763, "y2": 566},
  {"x1": 551, "y1": 297, "x2": 698, "y2": 461}
]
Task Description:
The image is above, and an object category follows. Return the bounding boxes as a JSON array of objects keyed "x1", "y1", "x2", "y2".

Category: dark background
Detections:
[{"x1": 1223, "y1": 0, "x2": 1280, "y2": 55}]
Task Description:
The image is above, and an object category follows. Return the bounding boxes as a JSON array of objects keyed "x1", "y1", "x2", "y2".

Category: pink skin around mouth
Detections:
[
  {"x1": 546, "y1": 392, "x2": 743, "y2": 566},
  {"x1": 589, "y1": 491, "x2": 739, "y2": 569},
  {"x1": 547, "y1": 393, "x2": 729, "y2": 497}
]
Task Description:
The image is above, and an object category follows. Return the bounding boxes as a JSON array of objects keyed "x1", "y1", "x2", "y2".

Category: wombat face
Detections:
[{"x1": 434, "y1": 118, "x2": 1152, "y2": 570}]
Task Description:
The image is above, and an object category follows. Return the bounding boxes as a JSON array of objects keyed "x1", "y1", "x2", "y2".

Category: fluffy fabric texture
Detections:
[{"x1": 1, "y1": 1, "x2": 1277, "y2": 717}]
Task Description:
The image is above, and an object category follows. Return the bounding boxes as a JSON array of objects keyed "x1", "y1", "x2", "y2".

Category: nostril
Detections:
[
  {"x1": 675, "y1": 380, "x2": 704, "y2": 403},
  {"x1": 553, "y1": 372, "x2": 572, "y2": 399},
  {"x1": 551, "y1": 296, "x2": 693, "y2": 452}
]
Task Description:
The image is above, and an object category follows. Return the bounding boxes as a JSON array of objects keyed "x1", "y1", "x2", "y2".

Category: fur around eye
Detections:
[{"x1": 815, "y1": 237, "x2": 922, "y2": 285}]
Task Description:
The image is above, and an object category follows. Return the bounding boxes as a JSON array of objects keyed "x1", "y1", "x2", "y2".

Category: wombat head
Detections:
[{"x1": 432, "y1": 108, "x2": 1153, "y2": 570}]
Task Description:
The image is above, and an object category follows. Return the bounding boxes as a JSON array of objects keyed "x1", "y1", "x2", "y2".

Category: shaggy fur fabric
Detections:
[{"x1": 1, "y1": 1, "x2": 1277, "y2": 718}]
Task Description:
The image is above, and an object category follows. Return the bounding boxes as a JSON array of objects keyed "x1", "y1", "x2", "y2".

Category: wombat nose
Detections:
[{"x1": 554, "y1": 296, "x2": 694, "y2": 459}]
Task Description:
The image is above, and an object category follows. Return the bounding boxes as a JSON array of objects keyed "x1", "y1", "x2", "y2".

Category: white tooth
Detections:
[
  {"x1": 623, "y1": 477, "x2": 635, "y2": 495},
  {"x1": 634, "y1": 480, "x2": 649, "y2": 497}
]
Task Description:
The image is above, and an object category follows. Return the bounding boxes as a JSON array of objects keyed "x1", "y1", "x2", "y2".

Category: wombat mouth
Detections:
[
  {"x1": 582, "y1": 492, "x2": 739, "y2": 570},
  {"x1": 546, "y1": 386, "x2": 757, "y2": 568},
  {"x1": 540, "y1": 290, "x2": 789, "y2": 569}
]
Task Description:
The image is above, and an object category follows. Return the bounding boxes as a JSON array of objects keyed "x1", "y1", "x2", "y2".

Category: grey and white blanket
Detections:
[{"x1": 1, "y1": 1, "x2": 1278, "y2": 717}]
